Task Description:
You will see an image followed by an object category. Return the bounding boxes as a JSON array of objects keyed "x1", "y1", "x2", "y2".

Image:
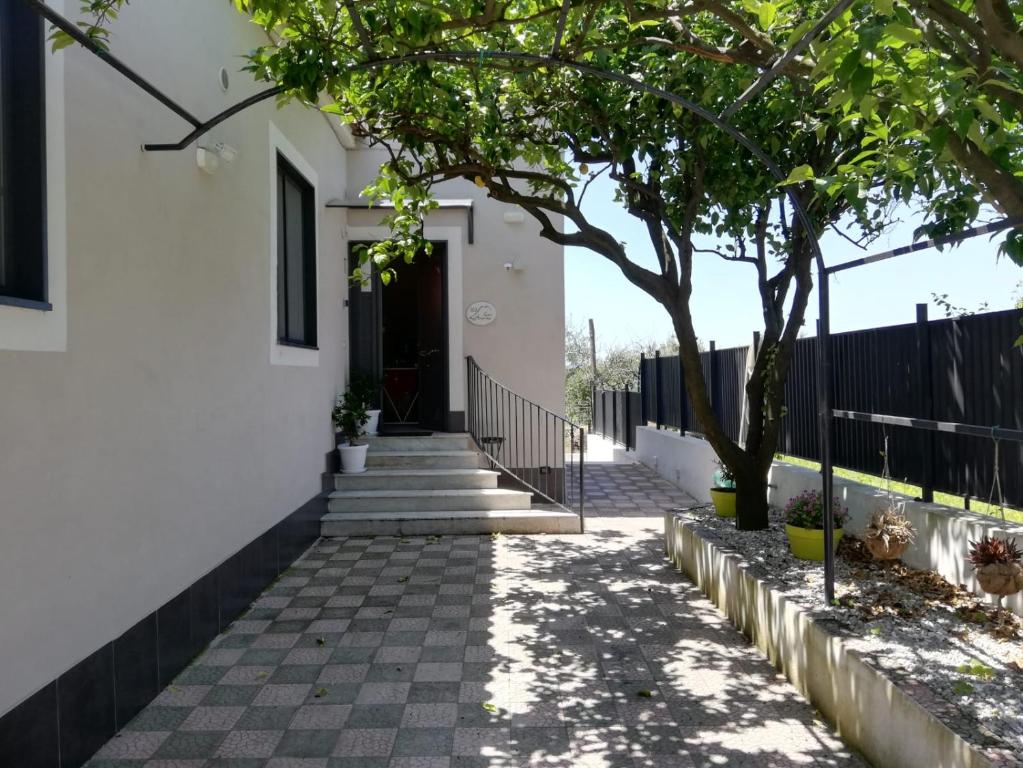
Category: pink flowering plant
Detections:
[{"x1": 784, "y1": 490, "x2": 849, "y2": 530}]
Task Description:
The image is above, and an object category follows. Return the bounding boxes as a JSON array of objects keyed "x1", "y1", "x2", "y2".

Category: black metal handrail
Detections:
[{"x1": 466, "y1": 357, "x2": 585, "y2": 531}]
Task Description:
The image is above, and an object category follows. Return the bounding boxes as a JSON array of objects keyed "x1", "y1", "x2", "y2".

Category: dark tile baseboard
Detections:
[
  {"x1": 447, "y1": 410, "x2": 465, "y2": 433},
  {"x1": 0, "y1": 492, "x2": 325, "y2": 768}
]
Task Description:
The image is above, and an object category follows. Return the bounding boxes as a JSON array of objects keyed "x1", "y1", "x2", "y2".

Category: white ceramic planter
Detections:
[
  {"x1": 363, "y1": 409, "x2": 381, "y2": 437},
  {"x1": 339, "y1": 443, "x2": 369, "y2": 474}
]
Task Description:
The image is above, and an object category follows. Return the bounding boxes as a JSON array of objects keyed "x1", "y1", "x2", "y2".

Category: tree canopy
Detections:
[
  {"x1": 67, "y1": 0, "x2": 1023, "y2": 256},
  {"x1": 63, "y1": 0, "x2": 1023, "y2": 527}
]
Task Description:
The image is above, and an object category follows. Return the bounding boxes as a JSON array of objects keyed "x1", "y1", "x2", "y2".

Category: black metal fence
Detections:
[
  {"x1": 592, "y1": 306, "x2": 1023, "y2": 508},
  {"x1": 593, "y1": 388, "x2": 642, "y2": 449}
]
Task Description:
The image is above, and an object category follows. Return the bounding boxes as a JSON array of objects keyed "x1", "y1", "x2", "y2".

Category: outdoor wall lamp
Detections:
[
  {"x1": 196, "y1": 141, "x2": 239, "y2": 174},
  {"x1": 503, "y1": 210, "x2": 525, "y2": 225}
]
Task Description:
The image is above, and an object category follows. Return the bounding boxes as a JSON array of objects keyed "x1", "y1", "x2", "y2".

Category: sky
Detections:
[{"x1": 564, "y1": 173, "x2": 1023, "y2": 353}]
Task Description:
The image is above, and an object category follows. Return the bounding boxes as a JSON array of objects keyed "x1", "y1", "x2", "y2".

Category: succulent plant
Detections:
[
  {"x1": 967, "y1": 536, "x2": 1023, "y2": 568},
  {"x1": 864, "y1": 505, "x2": 916, "y2": 560},
  {"x1": 866, "y1": 506, "x2": 916, "y2": 548}
]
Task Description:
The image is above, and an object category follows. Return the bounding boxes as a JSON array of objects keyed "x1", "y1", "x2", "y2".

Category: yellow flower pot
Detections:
[
  {"x1": 710, "y1": 488, "x2": 736, "y2": 518},
  {"x1": 785, "y1": 524, "x2": 843, "y2": 561}
]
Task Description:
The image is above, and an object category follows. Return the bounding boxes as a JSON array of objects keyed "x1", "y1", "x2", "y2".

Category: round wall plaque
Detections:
[{"x1": 466, "y1": 301, "x2": 497, "y2": 326}]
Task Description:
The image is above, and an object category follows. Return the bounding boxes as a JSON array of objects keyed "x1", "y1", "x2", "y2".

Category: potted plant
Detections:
[
  {"x1": 709, "y1": 461, "x2": 736, "y2": 518},
  {"x1": 784, "y1": 490, "x2": 849, "y2": 561},
  {"x1": 864, "y1": 504, "x2": 915, "y2": 561},
  {"x1": 968, "y1": 536, "x2": 1023, "y2": 597},
  {"x1": 350, "y1": 372, "x2": 382, "y2": 436},
  {"x1": 333, "y1": 390, "x2": 370, "y2": 473}
]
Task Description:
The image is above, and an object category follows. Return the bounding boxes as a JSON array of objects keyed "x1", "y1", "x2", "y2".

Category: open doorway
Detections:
[{"x1": 348, "y1": 243, "x2": 449, "y2": 432}]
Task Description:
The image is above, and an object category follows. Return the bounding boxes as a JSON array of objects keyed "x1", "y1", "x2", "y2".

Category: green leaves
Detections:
[
  {"x1": 781, "y1": 165, "x2": 816, "y2": 185},
  {"x1": 952, "y1": 680, "x2": 975, "y2": 696},
  {"x1": 956, "y1": 660, "x2": 995, "y2": 680},
  {"x1": 999, "y1": 229, "x2": 1023, "y2": 268},
  {"x1": 62, "y1": 0, "x2": 1022, "y2": 279},
  {"x1": 758, "y1": 2, "x2": 778, "y2": 31}
]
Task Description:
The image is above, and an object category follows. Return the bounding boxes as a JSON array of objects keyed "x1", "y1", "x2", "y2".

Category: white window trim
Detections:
[
  {"x1": 344, "y1": 225, "x2": 464, "y2": 413},
  {"x1": 0, "y1": 0, "x2": 68, "y2": 352},
  {"x1": 268, "y1": 122, "x2": 319, "y2": 367}
]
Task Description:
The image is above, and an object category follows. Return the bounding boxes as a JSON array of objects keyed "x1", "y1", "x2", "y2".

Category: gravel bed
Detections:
[{"x1": 676, "y1": 505, "x2": 1023, "y2": 766}]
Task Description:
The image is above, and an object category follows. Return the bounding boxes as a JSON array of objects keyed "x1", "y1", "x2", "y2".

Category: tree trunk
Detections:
[{"x1": 732, "y1": 454, "x2": 770, "y2": 530}]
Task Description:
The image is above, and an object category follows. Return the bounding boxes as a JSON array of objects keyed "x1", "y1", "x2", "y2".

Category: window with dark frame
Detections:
[
  {"x1": 0, "y1": 0, "x2": 47, "y2": 307},
  {"x1": 276, "y1": 154, "x2": 317, "y2": 348}
]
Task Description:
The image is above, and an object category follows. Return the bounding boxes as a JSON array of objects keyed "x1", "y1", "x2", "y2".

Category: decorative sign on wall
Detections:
[{"x1": 466, "y1": 301, "x2": 497, "y2": 326}]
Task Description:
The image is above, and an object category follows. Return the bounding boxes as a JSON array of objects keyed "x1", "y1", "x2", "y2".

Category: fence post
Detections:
[
  {"x1": 678, "y1": 349, "x2": 687, "y2": 433},
  {"x1": 915, "y1": 303, "x2": 935, "y2": 503},
  {"x1": 590, "y1": 384, "x2": 596, "y2": 432},
  {"x1": 624, "y1": 383, "x2": 632, "y2": 450},
  {"x1": 639, "y1": 353, "x2": 646, "y2": 427},
  {"x1": 708, "y1": 340, "x2": 718, "y2": 427},
  {"x1": 611, "y1": 387, "x2": 618, "y2": 445},
  {"x1": 654, "y1": 350, "x2": 662, "y2": 430}
]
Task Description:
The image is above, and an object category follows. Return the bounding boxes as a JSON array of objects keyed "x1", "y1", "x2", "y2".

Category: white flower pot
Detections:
[
  {"x1": 339, "y1": 443, "x2": 369, "y2": 474},
  {"x1": 363, "y1": 409, "x2": 381, "y2": 437}
]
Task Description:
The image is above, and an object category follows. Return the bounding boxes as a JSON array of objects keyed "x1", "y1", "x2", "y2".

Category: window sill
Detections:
[
  {"x1": 0, "y1": 295, "x2": 52, "y2": 312},
  {"x1": 277, "y1": 338, "x2": 319, "y2": 351}
]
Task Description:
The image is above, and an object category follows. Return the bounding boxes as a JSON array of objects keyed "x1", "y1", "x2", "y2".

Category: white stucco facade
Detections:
[{"x1": 0, "y1": 0, "x2": 564, "y2": 722}]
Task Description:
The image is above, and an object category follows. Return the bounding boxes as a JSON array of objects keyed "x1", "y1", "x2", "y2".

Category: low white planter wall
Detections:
[
  {"x1": 665, "y1": 514, "x2": 995, "y2": 768},
  {"x1": 768, "y1": 461, "x2": 1023, "y2": 616},
  {"x1": 634, "y1": 426, "x2": 718, "y2": 503},
  {"x1": 637, "y1": 426, "x2": 1023, "y2": 615}
]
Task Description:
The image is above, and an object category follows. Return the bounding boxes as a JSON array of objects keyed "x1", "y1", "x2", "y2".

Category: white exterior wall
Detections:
[
  {"x1": 0, "y1": 3, "x2": 567, "y2": 720},
  {"x1": 634, "y1": 428, "x2": 719, "y2": 503},
  {"x1": 345, "y1": 148, "x2": 566, "y2": 420},
  {"x1": 0, "y1": 1, "x2": 350, "y2": 717}
]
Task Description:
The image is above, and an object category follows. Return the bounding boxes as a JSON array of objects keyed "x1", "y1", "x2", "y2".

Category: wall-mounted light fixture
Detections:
[
  {"x1": 196, "y1": 141, "x2": 239, "y2": 174},
  {"x1": 503, "y1": 210, "x2": 525, "y2": 225}
]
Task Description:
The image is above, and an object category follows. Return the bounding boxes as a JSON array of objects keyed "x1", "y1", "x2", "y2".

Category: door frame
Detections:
[
  {"x1": 347, "y1": 237, "x2": 454, "y2": 430},
  {"x1": 346, "y1": 225, "x2": 465, "y2": 431}
]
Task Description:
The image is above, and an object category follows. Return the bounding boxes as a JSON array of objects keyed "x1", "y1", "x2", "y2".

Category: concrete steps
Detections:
[
  {"x1": 366, "y1": 450, "x2": 482, "y2": 470},
  {"x1": 365, "y1": 434, "x2": 473, "y2": 452},
  {"x1": 333, "y1": 468, "x2": 499, "y2": 491},
  {"x1": 321, "y1": 431, "x2": 579, "y2": 536},
  {"x1": 327, "y1": 488, "x2": 531, "y2": 514},
  {"x1": 321, "y1": 509, "x2": 580, "y2": 536}
]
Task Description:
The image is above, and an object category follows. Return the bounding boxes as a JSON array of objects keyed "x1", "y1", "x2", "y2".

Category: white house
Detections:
[{"x1": 0, "y1": 1, "x2": 565, "y2": 764}]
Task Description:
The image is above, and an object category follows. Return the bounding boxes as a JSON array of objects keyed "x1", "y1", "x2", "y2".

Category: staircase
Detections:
[{"x1": 320, "y1": 433, "x2": 581, "y2": 536}]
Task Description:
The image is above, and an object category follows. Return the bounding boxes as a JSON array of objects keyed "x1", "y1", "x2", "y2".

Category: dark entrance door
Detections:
[{"x1": 348, "y1": 243, "x2": 448, "y2": 431}]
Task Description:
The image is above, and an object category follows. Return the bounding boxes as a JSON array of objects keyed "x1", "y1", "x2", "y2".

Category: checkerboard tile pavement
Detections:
[{"x1": 84, "y1": 462, "x2": 866, "y2": 768}]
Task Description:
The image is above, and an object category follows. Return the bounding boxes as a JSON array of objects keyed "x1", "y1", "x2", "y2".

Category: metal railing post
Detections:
[
  {"x1": 915, "y1": 303, "x2": 935, "y2": 503},
  {"x1": 654, "y1": 350, "x2": 662, "y2": 430},
  {"x1": 639, "y1": 352, "x2": 647, "y2": 427},
  {"x1": 624, "y1": 383, "x2": 632, "y2": 450},
  {"x1": 678, "y1": 348, "x2": 686, "y2": 432},
  {"x1": 579, "y1": 428, "x2": 585, "y2": 533},
  {"x1": 612, "y1": 387, "x2": 618, "y2": 445},
  {"x1": 708, "y1": 340, "x2": 718, "y2": 427}
]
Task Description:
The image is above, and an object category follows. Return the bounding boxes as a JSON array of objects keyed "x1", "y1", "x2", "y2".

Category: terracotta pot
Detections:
[
  {"x1": 864, "y1": 535, "x2": 910, "y2": 561},
  {"x1": 976, "y1": 562, "x2": 1023, "y2": 596}
]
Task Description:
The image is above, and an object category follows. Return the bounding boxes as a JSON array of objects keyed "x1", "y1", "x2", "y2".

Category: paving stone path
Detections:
[{"x1": 85, "y1": 461, "x2": 866, "y2": 768}]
